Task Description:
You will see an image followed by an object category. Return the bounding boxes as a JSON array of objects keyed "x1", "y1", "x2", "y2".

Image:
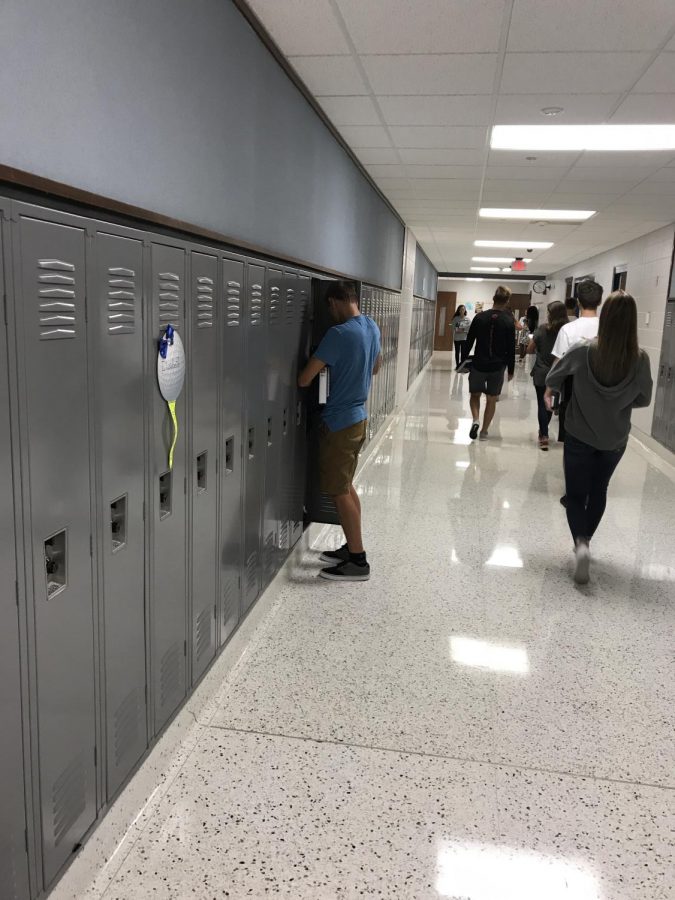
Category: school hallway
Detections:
[{"x1": 53, "y1": 360, "x2": 675, "y2": 900}]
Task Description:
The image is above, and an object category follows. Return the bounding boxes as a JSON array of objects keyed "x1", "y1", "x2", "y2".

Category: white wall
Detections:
[
  {"x1": 545, "y1": 224, "x2": 674, "y2": 437},
  {"x1": 437, "y1": 279, "x2": 534, "y2": 315}
]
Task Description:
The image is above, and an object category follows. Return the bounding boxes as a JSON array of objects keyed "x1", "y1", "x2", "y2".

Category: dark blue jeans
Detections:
[
  {"x1": 534, "y1": 384, "x2": 552, "y2": 438},
  {"x1": 563, "y1": 433, "x2": 625, "y2": 542}
]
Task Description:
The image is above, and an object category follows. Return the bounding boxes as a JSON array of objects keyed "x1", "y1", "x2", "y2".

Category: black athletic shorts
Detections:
[{"x1": 469, "y1": 366, "x2": 506, "y2": 397}]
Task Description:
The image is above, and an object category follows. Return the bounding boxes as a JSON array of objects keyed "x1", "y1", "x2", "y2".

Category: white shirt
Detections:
[{"x1": 551, "y1": 316, "x2": 599, "y2": 359}]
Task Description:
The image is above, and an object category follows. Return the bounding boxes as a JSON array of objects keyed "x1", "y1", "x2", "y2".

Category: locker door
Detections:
[
  {"x1": 263, "y1": 267, "x2": 283, "y2": 585},
  {"x1": 665, "y1": 301, "x2": 675, "y2": 452},
  {"x1": 13, "y1": 210, "x2": 97, "y2": 886},
  {"x1": 220, "y1": 256, "x2": 244, "y2": 643},
  {"x1": 0, "y1": 219, "x2": 31, "y2": 900},
  {"x1": 279, "y1": 270, "x2": 298, "y2": 557},
  {"x1": 93, "y1": 229, "x2": 148, "y2": 800},
  {"x1": 242, "y1": 262, "x2": 266, "y2": 612},
  {"x1": 291, "y1": 275, "x2": 311, "y2": 545},
  {"x1": 149, "y1": 241, "x2": 187, "y2": 734},
  {"x1": 189, "y1": 251, "x2": 218, "y2": 683}
]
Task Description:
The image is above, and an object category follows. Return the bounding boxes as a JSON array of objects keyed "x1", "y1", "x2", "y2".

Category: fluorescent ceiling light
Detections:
[
  {"x1": 492, "y1": 123, "x2": 675, "y2": 151},
  {"x1": 471, "y1": 266, "x2": 500, "y2": 272},
  {"x1": 472, "y1": 256, "x2": 533, "y2": 263},
  {"x1": 475, "y1": 240, "x2": 553, "y2": 249},
  {"x1": 450, "y1": 636, "x2": 529, "y2": 675},
  {"x1": 464, "y1": 277, "x2": 483, "y2": 281},
  {"x1": 502, "y1": 267, "x2": 512, "y2": 272},
  {"x1": 480, "y1": 208, "x2": 594, "y2": 222}
]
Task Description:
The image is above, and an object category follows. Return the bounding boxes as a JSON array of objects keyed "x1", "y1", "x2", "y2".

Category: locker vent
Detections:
[
  {"x1": 667, "y1": 308, "x2": 673, "y2": 328},
  {"x1": 195, "y1": 607, "x2": 212, "y2": 659},
  {"x1": 279, "y1": 519, "x2": 290, "y2": 551},
  {"x1": 160, "y1": 642, "x2": 182, "y2": 709},
  {"x1": 113, "y1": 687, "x2": 141, "y2": 767},
  {"x1": 0, "y1": 832, "x2": 18, "y2": 899},
  {"x1": 269, "y1": 284, "x2": 281, "y2": 325},
  {"x1": 284, "y1": 286, "x2": 295, "y2": 324},
  {"x1": 107, "y1": 266, "x2": 137, "y2": 335},
  {"x1": 245, "y1": 551, "x2": 258, "y2": 597},
  {"x1": 222, "y1": 573, "x2": 238, "y2": 625},
  {"x1": 225, "y1": 279, "x2": 241, "y2": 327},
  {"x1": 298, "y1": 289, "x2": 309, "y2": 324},
  {"x1": 158, "y1": 271, "x2": 181, "y2": 323},
  {"x1": 249, "y1": 282, "x2": 263, "y2": 326},
  {"x1": 37, "y1": 258, "x2": 77, "y2": 340},
  {"x1": 196, "y1": 276, "x2": 214, "y2": 329},
  {"x1": 52, "y1": 753, "x2": 86, "y2": 847},
  {"x1": 264, "y1": 530, "x2": 276, "y2": 580}
]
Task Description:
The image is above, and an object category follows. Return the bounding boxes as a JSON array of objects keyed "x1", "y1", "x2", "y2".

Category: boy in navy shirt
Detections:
[{"x1": 298, "y1": 281, "x2": 381, "y2": 581}]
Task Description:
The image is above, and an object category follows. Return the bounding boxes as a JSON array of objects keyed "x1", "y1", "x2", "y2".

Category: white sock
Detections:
[{"x1": 472, "y1": 419, "x2": 479, "y2": 425}]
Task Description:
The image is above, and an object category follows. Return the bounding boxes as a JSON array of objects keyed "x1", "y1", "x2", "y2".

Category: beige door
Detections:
[{"x1": 434, "y1": 291, "x2": 457, "y2": 350}]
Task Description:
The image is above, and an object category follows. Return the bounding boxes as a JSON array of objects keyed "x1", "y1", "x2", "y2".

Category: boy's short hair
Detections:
[
  {"x1": 576, "y1": 280, "x2": 603, "y2": 309},
  {"x1": 326, "y1": 281, "x2": 359, "y2": 303}
]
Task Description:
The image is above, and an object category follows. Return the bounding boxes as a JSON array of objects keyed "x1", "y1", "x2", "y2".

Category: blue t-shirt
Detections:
[{"x1": 315, "y1": 315, "x2": 381, "y2": 432}]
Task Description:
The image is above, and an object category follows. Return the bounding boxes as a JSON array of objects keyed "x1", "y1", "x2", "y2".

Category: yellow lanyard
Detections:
[{"x1": 167, "y1": 400, "x2": 178, "y2": 470}]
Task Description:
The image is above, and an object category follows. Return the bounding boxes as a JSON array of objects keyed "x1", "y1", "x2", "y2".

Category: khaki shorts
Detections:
[{"x1": 319, "y1": 420, "x2": 367, "y2": 496}]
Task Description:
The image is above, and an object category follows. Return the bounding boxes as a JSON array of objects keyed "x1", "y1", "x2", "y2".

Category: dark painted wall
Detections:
[
  {"x1": 0, "y1": 0, "x2": 404, "y2": 289},
  {"x1": 413, "y1": 243, "x2": 438, "y2": 300}
]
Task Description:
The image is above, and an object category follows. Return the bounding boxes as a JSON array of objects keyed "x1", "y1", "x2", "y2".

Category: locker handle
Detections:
[
  {"x1": 44, "y1": 530, "x2": 67, "y2": 598},
  {"x1": 282, "y1": 408, "x2": 288, "y2": 436},
  {"x1": 159, "y1": 471, "x2": 172, "y2": 519},
  {"x1": 225, "y1": 436, "x2": 234, "y2": 474},
  {"x1": 267, "y1": 417, "x2": 273, "y2": 447},
  {"x1": 248, "y1": 427, "x2": 255, "y2": 459},
  {"x1": 110, "y1": 495, "x2": 127, "y2": 552},
  {"x1": 196, "y1": 451, "x2": 208, "y2": 492}
]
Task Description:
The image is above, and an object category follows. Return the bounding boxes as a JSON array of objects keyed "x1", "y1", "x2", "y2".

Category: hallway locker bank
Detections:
[{"x1": 0, "y1": 196, "x2": 407, "y2": 899}]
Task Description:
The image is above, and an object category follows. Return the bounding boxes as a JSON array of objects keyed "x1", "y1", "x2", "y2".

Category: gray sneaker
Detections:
[
  {"x1": 479, "y1": 431, "x2": 489, "y2": 441},
  {"x1": 319, "y1": 543, "x2": 350, "y2": 564},
  {"x1": 574, "y1": 541, "x2": 591, "y2": 585},
  {"x1": 319, "y1": 560, "x2": 371, "y2": 582}
]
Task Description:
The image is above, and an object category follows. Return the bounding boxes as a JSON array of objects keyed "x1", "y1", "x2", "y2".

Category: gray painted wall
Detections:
[
  {"x1": 413, "y1": 243, "x2": 438, "y2": 300},
  {"x1": 0, "y1": 0, "x2": 404, "y2": 289}
]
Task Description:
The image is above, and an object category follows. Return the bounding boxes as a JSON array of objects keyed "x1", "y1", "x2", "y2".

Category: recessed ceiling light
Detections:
[
  {"x1": 480, "y1": 208, "x2": 595, "y2": 221},
  {"x1": 474, "y1": 240, "x2": 554, "y2": 249},
  {"x1": 471, "y1": 266, "x2": 501, "y2": 272},
  {"x1": 472, "y1": 256, "x2": 533, "y2": 263},
  {"x1": 465, "y1": 277, "x2": 484, "y2": 282},
  {"x1": 502, "y1": 267, "x2": 512, "y2": 272},
  {"x1": 541, "y1": 106, "x2": 564, "y2": 117},
  {"x1": 492, "y1": 124, "x2": 675, "y2": 151}
]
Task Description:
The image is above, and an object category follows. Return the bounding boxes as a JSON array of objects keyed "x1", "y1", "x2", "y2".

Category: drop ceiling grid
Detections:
[{"x1": 246, "y1": 0, "x2": 675, "y2": 271}]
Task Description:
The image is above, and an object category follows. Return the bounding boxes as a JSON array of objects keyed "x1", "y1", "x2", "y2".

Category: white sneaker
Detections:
[
  {"x1": 479, "y1": 431, "x2": 489, "y2": 441},
  {"x1": 574, "y1": 541, "x2": 591, "y2": 584}
]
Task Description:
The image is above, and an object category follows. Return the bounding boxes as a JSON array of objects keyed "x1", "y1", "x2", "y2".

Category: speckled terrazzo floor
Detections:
[{"x1": 51, "y1": 363, "x2": 675, "y2": 899}]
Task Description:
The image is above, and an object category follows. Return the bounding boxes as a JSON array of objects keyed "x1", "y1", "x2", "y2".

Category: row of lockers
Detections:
[
  {"x1": 652, "y1": 298, "x2": 675, "y2": 452},
  {"x1": 0, "y1": 197, "x2": 404, "y2": 900},
  {"x1": 408, "y1": 295, "x2": 436, "y2": 388},
  {"x1": 360, "y1": 286, "x2": 401, "y2": 442}
]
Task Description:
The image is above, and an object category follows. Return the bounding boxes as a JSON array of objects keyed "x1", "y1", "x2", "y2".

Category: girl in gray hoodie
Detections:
[{"x1": 545, "y1": 290, "x2": 653, "y2": 584}]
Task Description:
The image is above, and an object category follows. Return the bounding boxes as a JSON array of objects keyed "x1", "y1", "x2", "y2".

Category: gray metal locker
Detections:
[
  {"x1": 189, "y1": 250, "x2": 218, "y2": 683},
  {"x1": 13, "y1": 207, "x2": 97, "y2": 886},
  {"x1": 278, "y1": 269, "x2": 297, "y2": 557},
  {"x1": 263, "y1": 266, "x2": 284, "y2": 584},
  {"x1": 242, "y1": 262, "x2": 266, "y2": 612},
  {"x1": 219, "y1": 255, "x2": 245, "y2": 643},
  {"x1": 0, "y1": 214, "x2": 31, "y2": 900},
  {"x1": 149, "y1": 241, "x2": 187, "y2": 734},
  {"x1": 92, "y1": 227, "x2": 148, "y2": 800}
]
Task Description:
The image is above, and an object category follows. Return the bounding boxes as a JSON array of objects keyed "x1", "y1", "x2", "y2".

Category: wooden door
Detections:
[
  {"x1": 510, "y1": 292, "x2": 531, "y2": 321},
  {"x1": 434, "y1": 291, "x2": 456, "y2": 350}
]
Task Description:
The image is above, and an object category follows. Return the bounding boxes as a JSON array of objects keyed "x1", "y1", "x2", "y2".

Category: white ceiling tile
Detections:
[
  {"x1": 552, "y1": 178, "x2": 633, "y2": 194},
  {"x1": 485, "y1": 165, "x2": 568, "y2": 180},
  {"x1": 365, "y1": 163, "x2": 407, "y2": 178},
  {"x1": 632, "y1": 53, "x2": 675, "y2": 93},
  {"x1": 399, "y1": 148, "x2": 488, "y2": 165},
  {"x1": 289, "y1": 56, "x2": 369, "y2": 95},
  {"x1": 645, "y1": 167, "x2": 675, "y2": 181},
  {"x1": 572, "y1": 151, "x2": 675, "y2": 167},
  {"x1": 246, "y1": 0, "x2": 350, "y2": 55},
  {"x1": 495, "y1": 93, "x2": 620, "y2": 124},
  {"x1": 508, "y1": 0, "x2": 675, "y2": 51},
  {"x1": 623, "y1": 180, "x2": 675, "y2": 195},
  {"x1": 355, "y1": 148, "x2": 400, "y2": 164},
  {"x1": 487, "y1": 150, "x2": 580, "y2": 166},
  {"x1": 404, "y1": 165, "x2": 485, "y2": 178},
  {"x1": 389, "y1": 126, "x2": 488, "y2": 149},
  {"x1": 610, "y1": 93, "x2": 675, "y2": 123},
  {"x1": 337, "y1": 124, "x2": 392, "y2": 147},
  {"x1": 378, "y1": 95, "x2": 494, "y2": 126},
  {"x1": 500, "y1": 52, "x2": 651, "y2": 94},
  {"x1": 362, "y1": 54, "x2": 498, "y2": 95},
  {"x1": 337, "y1": 0, "x2": 507, "y2": 53},
  {"x1": 318, "y1": 96, "x2": 382, "y2": 126},
  {"x1": 565, "y1": 166, "x2": 655, "y2": 181},
  {"x1": 483, "y1": 179, "x2": 560, "y2": 193}
]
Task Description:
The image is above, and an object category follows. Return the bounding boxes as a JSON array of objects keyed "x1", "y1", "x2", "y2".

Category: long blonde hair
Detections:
[{"x1": 589, "y1": 290, "x2": 639, "y2": 386}]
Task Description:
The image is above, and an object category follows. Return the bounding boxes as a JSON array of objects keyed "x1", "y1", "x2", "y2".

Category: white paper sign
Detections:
[{"x1": 157, "y1": 327, "x2": 185, "y2": 402}]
